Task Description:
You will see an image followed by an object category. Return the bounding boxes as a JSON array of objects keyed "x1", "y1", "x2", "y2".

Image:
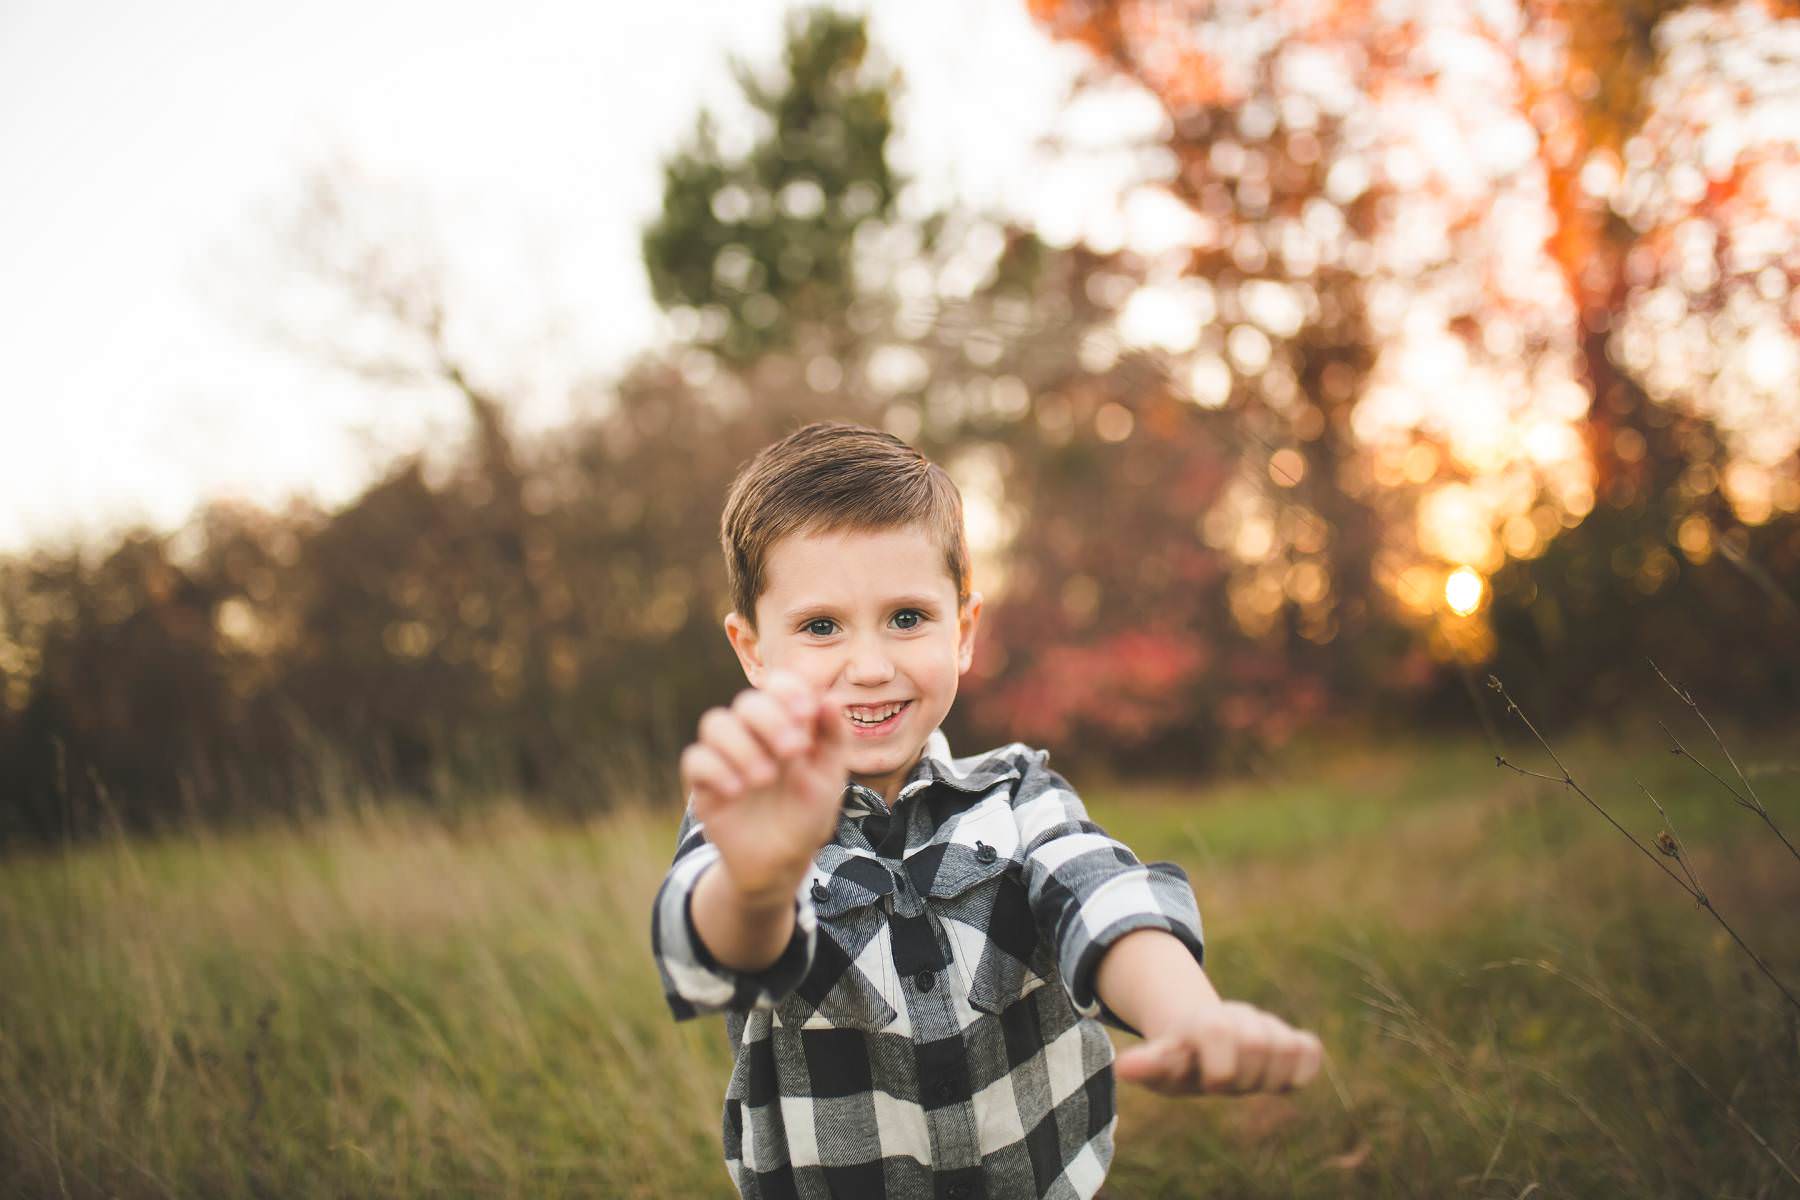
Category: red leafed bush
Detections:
[{"x1": 968, "y1": 628, "x2": 1210, "y2": 749}]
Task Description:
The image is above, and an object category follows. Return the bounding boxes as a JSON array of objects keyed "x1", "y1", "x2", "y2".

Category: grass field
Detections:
[{"x1": 2, "y1": 732, "x2": 1797, "y2": 1198}]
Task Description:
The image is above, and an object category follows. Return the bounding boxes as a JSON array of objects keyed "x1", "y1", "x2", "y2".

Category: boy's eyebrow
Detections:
[{"x1": 778, "y1": 594, "x2": 945, "y2": 622}]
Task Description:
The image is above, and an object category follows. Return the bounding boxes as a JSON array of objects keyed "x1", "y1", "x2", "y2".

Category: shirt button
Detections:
[
  {"x1": 974, "y1": 841, "x2": 997, "y2": 864},
  {"x1": 946, "y1": 1179, "x2": 970, "y2": 1198},
  {"x1": 810, "y1": 881, "x2": 829, "y2": 903},
  {"x1": 914, "y1": 969, "x2": 935, "y2": 992},
  {"x1": 933, "y1": 1079, "x2": 956, "y2": 1102}
]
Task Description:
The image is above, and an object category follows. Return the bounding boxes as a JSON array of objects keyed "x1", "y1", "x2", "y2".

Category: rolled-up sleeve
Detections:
[
  {"x1": 1011, "y1": 754, "x2": 1205, "y2": 1028},
  {"x1": 650, "y1": 807, "x2": 818, "y2": 1020}
]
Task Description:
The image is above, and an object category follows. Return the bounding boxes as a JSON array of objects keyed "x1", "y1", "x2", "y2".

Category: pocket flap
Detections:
[
  {"x1": 968, "y1": 965, "x2": 1053, "y2": 1016},
  {"x1": 808, "y1": 855, "x2": 894, "y2": 918},
  {"x1": 905, "y1": 795, "x2": 1021, "y2": 899},
  {"x1": 912, "y1": 847, "x2": 1011, "y2": 900}
]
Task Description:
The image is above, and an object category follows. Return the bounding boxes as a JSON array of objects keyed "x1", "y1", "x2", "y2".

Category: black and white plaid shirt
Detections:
[{"x1": 651, "y1": 730, "x2": 1206, "y2": 1200}]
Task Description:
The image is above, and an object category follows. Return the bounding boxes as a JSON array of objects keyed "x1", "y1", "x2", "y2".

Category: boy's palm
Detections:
[{"x1": 683, "y1": 672, "x2": 849, "y2": 899}]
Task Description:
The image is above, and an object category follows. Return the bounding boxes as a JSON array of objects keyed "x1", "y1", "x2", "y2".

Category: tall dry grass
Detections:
[
  {"x1": 0, "y1": 801, "x2": 733, "y2": 1197},
  {"x1": 2, "y1": 733, "x2": 1796, "y2": 1197}
]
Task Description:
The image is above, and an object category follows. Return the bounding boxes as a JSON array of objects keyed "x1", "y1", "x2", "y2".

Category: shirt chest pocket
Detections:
[
  {"x1": 774, "y1": 865, "x2": 901, "y2": 1033},
  {"x1": 921, "y1": 799, "x2": 1057, "y2": 1017}
]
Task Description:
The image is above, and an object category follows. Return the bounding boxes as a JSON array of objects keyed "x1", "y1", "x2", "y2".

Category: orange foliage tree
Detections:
[{"x1": 1018, "y1": 0, "x2": 1800, "y2": 723}]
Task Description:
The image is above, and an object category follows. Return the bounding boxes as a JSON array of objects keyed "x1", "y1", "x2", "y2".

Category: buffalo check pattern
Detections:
[{"x1": 650, "y1": 731, "x2": 1206, "y2": 1200}]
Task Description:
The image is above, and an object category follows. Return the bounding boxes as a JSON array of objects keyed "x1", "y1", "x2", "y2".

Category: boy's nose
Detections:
[{"x1": 842, "y1": 642, "x2": 896, "y2": 686}]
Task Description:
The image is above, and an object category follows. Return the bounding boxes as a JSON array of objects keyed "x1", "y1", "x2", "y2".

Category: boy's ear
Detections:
[
  {"x1": 723, "y1": 611, "x2": 765, "y2": 686},
  {"x1": 956, "y1": 591, "x2": 983, "y2": 676}
]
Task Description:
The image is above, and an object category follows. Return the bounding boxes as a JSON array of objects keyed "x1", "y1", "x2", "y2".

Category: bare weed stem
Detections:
[
  {"x1": 1486, "y1": 675, "x2": 1800, "y2": 1017},
  {"x1": 1649, "y1": 659, "x2": 1800, "y2": 867}
]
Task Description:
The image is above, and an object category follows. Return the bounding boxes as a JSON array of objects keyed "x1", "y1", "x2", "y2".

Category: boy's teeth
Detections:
[{"x1": 846, "y1": 702, "x2": 905, "y2": 724}]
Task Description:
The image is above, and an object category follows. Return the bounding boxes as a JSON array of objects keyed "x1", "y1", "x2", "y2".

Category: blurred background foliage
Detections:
[{"x1": 2, "y1": 3, "x2": 1797, "y2": 845}]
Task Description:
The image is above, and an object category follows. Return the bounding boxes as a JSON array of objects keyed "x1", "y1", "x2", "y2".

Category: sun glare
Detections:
[{"x1": 1444, "y1": 565, "x2": 1484, "y2": 616}]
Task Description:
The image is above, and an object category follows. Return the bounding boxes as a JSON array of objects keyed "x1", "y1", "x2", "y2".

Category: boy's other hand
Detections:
[
  {"x1": 679, "y1": 670, "x2": 849, "y2": 903},
  {"x1": 1114, "y1": 1001, "x2": 1323, "y2": 1096}
]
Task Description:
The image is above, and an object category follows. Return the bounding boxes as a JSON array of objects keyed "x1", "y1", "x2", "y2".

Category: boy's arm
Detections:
[
  {"x1": 651, "y1": 808, "x2": 816, "y2": 1019},
  {"x1": 1094, "y1": 928, "x2": 1322, "y2": 1094},
  {"x1": 650, "y1": 672, "x2": 848, "y2": 1018},
  {"x1": 1094, "y1": 927, "x2": 1223, "y2": 1027},
  {"x1": 1010, "y1": 753, "x2": 1321, "y2": 1092},
  {"x1": 1012, "y1": 754, "x2": 1207, "y2": 1024},
  {"x1": 688, "y1": 856, "x2": 799, "y2": 971}
]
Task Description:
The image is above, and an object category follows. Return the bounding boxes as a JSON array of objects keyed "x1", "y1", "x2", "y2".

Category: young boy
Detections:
[{"x1": 651, "y1": 422, "x2": 1322, "y2": 1200}]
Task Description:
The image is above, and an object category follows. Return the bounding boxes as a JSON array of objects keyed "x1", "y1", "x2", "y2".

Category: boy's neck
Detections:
[{"x1": 850, "y1": 745, "x2": 927, "y2": 807}]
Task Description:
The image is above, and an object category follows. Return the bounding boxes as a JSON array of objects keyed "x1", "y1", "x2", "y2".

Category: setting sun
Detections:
[{"x1": 1444, "y1": 565, "x2": 1484, "y2": 616}]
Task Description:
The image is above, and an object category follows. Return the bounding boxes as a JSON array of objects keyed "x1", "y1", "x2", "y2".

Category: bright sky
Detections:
[{"x1": 0, "y1": 0, "x2": 1152, "y2": 552}]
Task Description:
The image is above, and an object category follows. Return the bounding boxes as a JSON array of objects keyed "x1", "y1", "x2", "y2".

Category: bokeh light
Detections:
[{"x1": 1445, "y1": 566, "x2": 1485, "y2": 616}]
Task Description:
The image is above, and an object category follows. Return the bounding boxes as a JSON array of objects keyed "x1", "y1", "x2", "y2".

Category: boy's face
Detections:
[{"x1": 724, "y1": 522, "x2": 981, "y2": 804}]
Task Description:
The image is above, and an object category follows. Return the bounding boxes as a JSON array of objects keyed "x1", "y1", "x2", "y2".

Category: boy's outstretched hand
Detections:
[
  {"x1": 680, "y1": 670, "x2": 849, "y2": 904},
  {"x1": 1096, "y1": 929, "x2": 1323, "y2": 1097},
  {"x1": 1113, "y1": 1000, "x2": 1323, "y2": 1096}
]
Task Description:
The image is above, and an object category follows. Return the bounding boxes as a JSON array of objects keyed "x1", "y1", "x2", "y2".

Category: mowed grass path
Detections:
[{"x1": 2, "y1": 735, "x2": 1797, "y2": 1198}]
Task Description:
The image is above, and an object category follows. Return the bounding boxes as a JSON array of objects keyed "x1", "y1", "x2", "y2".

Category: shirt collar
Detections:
[{"x1": 840, "y1": 728, "x2": 1023, "y2": 817}]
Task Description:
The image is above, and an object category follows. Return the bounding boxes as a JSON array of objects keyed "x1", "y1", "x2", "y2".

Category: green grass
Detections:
[{"x1": 3, "y1": 732, "x2": 1797, "y2": 1198}]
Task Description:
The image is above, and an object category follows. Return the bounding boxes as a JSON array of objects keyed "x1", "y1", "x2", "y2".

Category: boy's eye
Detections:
[
  {"x1": 892, "y1": 609, "x2": 925, "y2": 630},
  {"x1": 803, "y1": 618, "x2": 838, "y2": 637}
]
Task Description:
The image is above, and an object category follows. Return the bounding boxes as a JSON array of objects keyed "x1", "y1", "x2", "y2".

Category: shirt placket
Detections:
[{"x1": 884, "y1": 788, "x2": 985, "y2": 1192}]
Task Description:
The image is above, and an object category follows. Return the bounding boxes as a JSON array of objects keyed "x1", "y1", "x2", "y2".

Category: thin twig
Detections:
[
  {"x1": 1638, "y1": 782, "x2": 1704, "y2": 901},
  {"x1": 1650, "y1": 659, "x2": 1800, "y2": 867},
  {"x1": 1487, "y1": 675, "x2": 1800, "y2": 1017},
  {"x1": 1657, "y1": 720, "x2": 1758, "y2": 813},
  {"x1": 1495, "y1": 757, "x2": 1579, "y2": 788},
  {"x1": 1486, "y1": 958, "x2": 1800, "y2": 1188},
  {"x1": 1492, "y1": 749, "x2": 1697, "y2": 903}
]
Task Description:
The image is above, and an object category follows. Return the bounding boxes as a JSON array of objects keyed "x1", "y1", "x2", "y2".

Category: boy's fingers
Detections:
[
  {"x1": 811, "y1": 691, "x2": 849, "y2": 751},
  {"x1": 700, "y1": 706, "x2": 780, "y2": 788},
  {"x1": 731, "y1": 689, "x2": 809, "y2": 762},
  {"x1": 1267, "y1": 1021, "x2": 1310, "y2": 1093},
  {"x1": 1292, "y1": 1032, "x2": 1324, "y2": 1089},
  {"x1": 754, "y1": 672, "x2": 846, "y2": 758},
  {"x1": 1112, "y1": 1043, "x2": 1166, "y2": 1088},
  {"x1": 792, "y1": 763, "x2": 847, "y2": 844},
  {"x1": 1118, "y1": 1019, "x2": 1323, "y2": 1096},
  {"x1": 759, "y1": 670, "x2": 819, "y2": 723},
  {"x1": 680, "y1": 743, "x2": 743, "y2": 810},
  {"x1": 1231, "y1": 1021, "x2": 1274, "y2": 1101},
  {"x1": 1257, "y1": 1017, "x2": 1302, "y2": 1092},
  {"x1": 784, "y1": 748, "x2": 849, "y2": 826},
  {"x1": 1226, "y1": 1015, "x2": 1272, "y2": 1093},
  {"x1": 1195, "y1": 1024, "x2": 1240, "y2": 1093},
  {"x1": 1115, "y1": 1040, "x2": 1193, "y2": 1094}
]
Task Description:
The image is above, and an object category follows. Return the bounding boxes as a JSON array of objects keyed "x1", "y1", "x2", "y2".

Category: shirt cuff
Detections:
[
  {"x1": 683, "y1": 883, "x2": 812, "y2": 980},
  {"x1": 654, "y1": 852, "x2": 817, "y2": 1021}
]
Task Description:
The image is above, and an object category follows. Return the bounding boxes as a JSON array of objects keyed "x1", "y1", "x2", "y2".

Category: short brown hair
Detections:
[{"x1": 721, "y1": 422, "x2": 970, "y2": 623}]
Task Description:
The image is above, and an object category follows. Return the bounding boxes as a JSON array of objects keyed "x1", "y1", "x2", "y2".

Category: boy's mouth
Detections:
[{"x1": 843, "y1": 700, "x2": 912, "y2": 736}]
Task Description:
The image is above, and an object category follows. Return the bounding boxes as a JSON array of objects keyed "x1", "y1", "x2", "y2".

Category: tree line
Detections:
[{"x1": 2, "y1": 7, "x2": 1795, "y2": 846}]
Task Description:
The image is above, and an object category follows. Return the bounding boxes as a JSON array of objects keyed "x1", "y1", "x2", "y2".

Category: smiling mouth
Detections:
[{"x1": 844, "y1": 700, "x2": 912, "y2": 731}]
